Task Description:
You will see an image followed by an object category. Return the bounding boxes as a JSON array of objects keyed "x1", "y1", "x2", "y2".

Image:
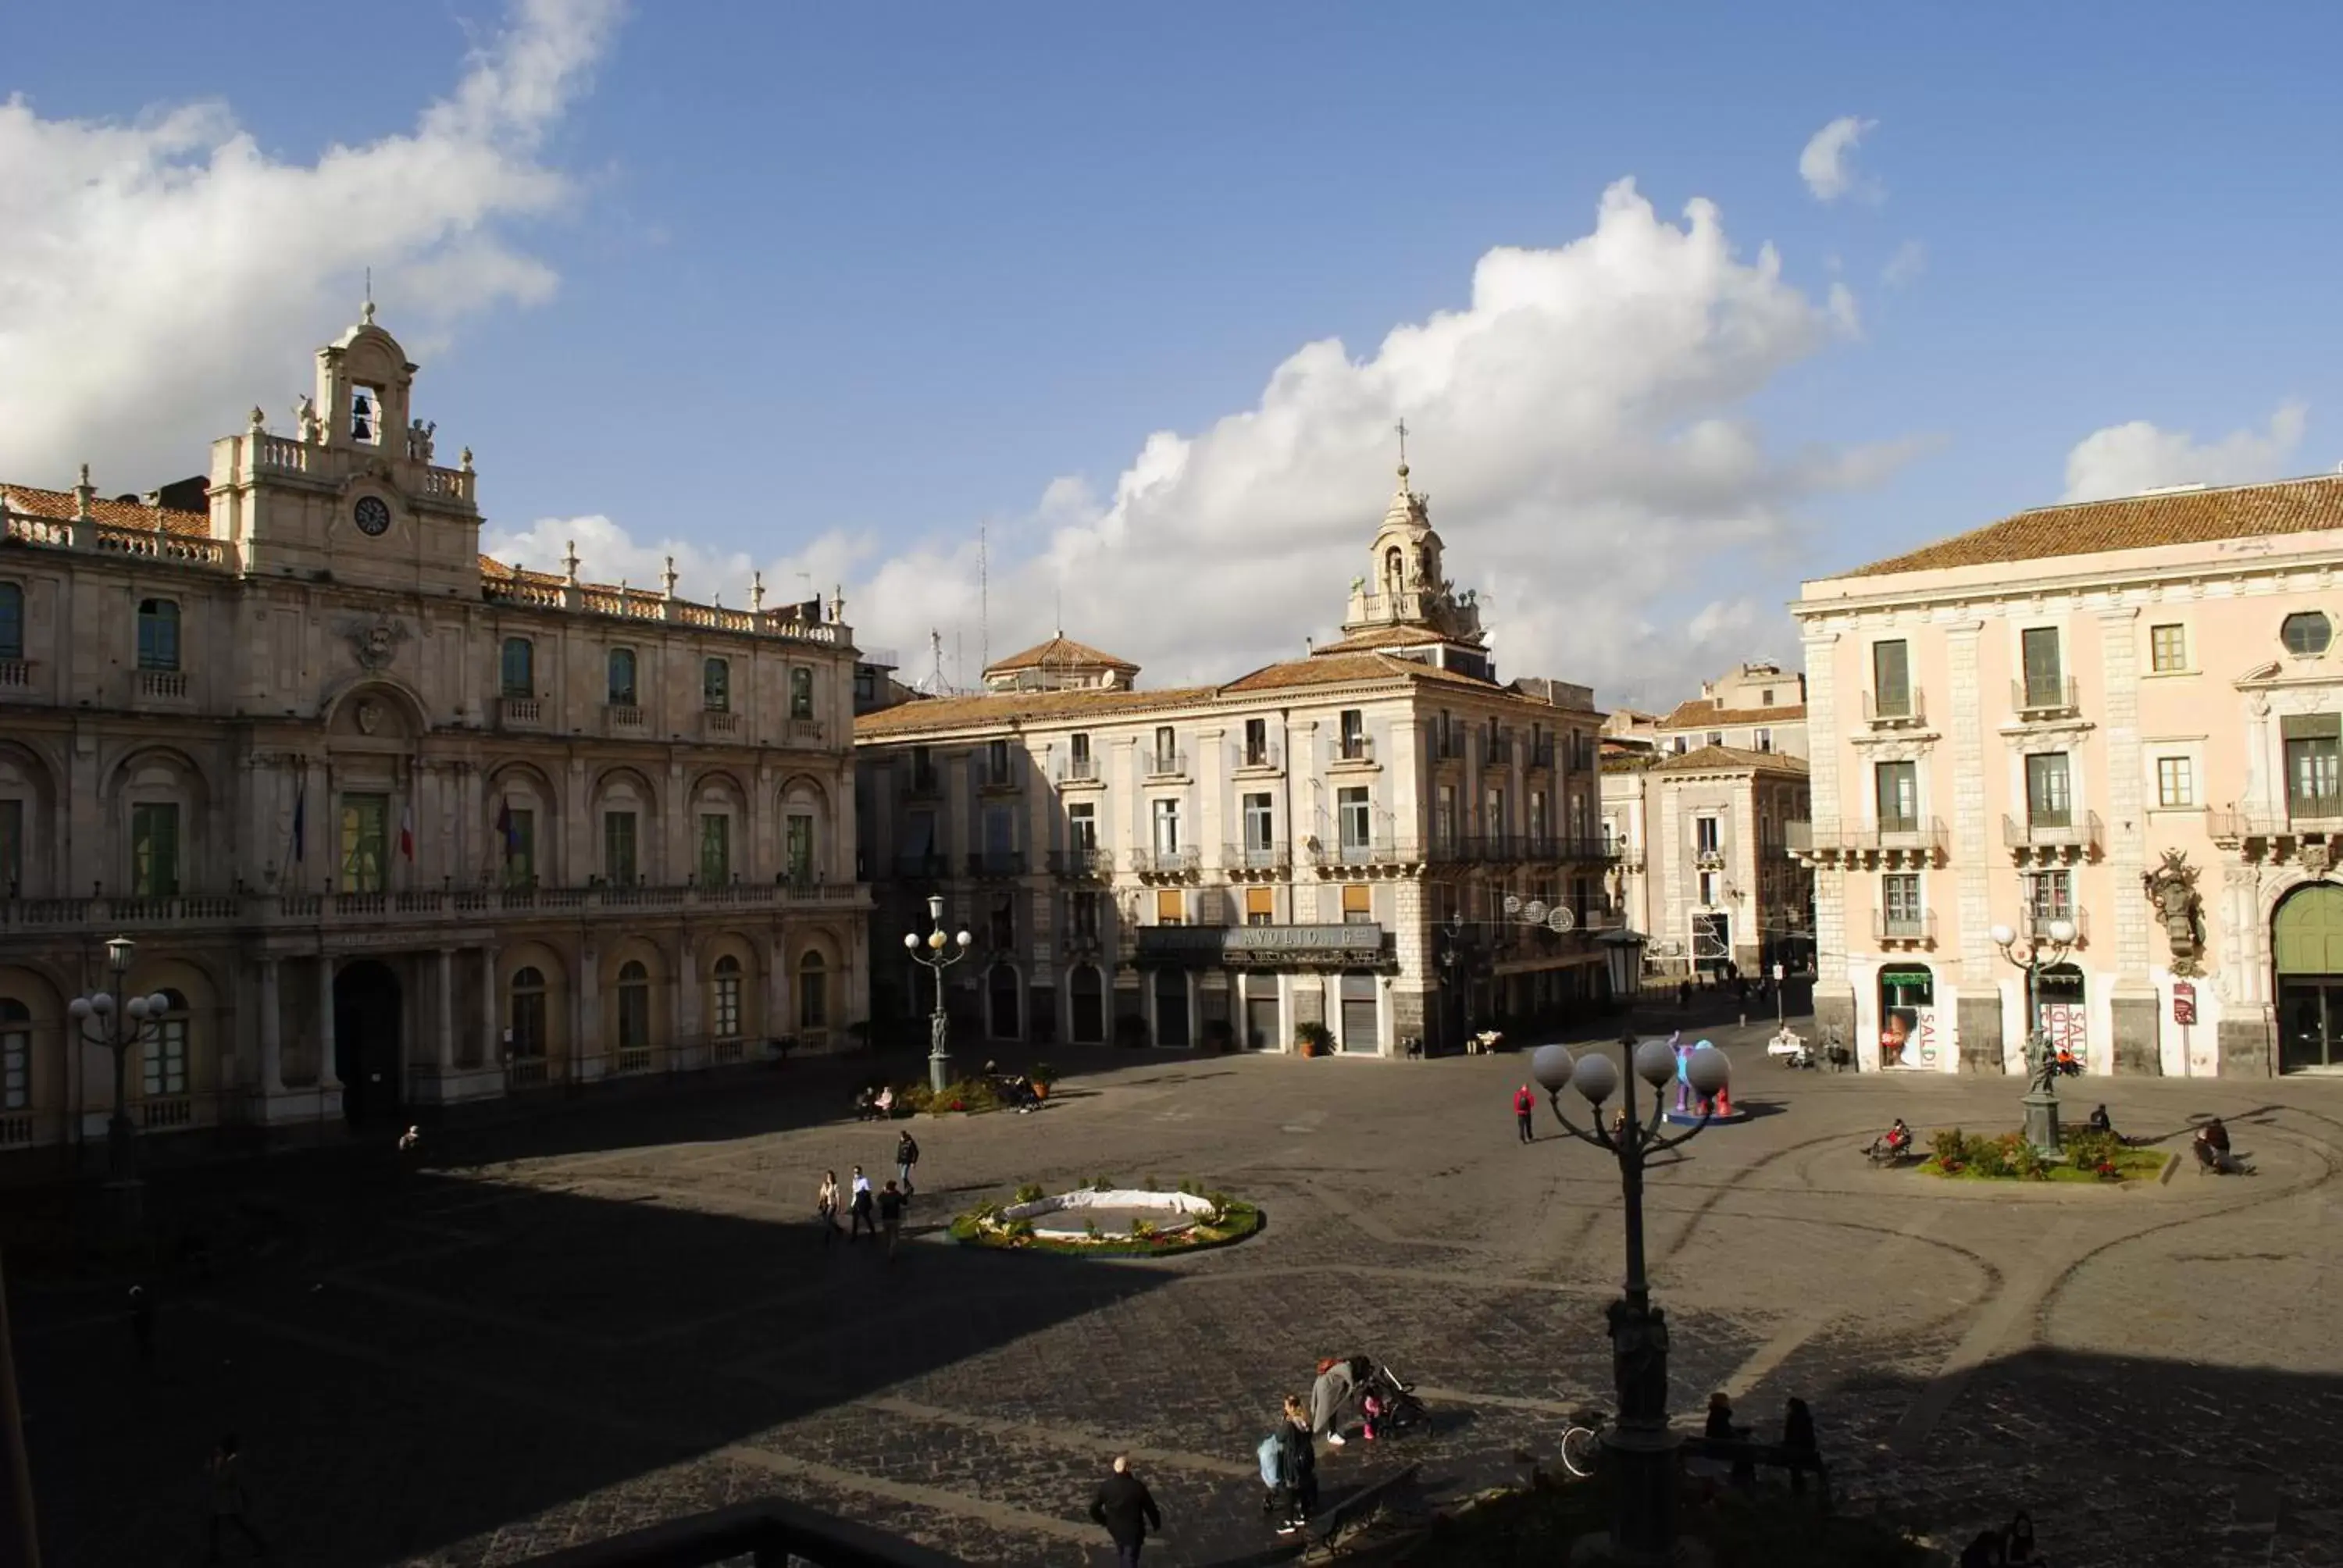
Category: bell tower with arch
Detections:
[
  {"x1": 205, "y1": 305, "x2": 483, "y2": 597},
  {"x1": 1338, "y1": 461, "x2": 1485, "y2": 654}
]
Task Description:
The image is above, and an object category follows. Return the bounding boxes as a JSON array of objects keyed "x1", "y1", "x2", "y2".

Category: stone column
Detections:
[
  {"x1": 1946, "y1": 622, "x2": 2002, "y2": 1074},
  {"x1": 478, "y1": 946, "x2": 498, "y2": 1071},
  {"x1": 768, "y1": 932, "x2": 789, "y2": 1042},
  {"x1": 435, "y1": 947, "x2": 455, "y2": 1070},
  {"x1": 1799, "y1": 629, "x2": 1856, "y2": 1050},
  {"x1": 258, "y1": 957, "x2": 284, "y2": 1095},
  {"x1": 316, "y1": 954, "x2": 341, "y2": 1089},
  {"x1": 575, "y1": 945, "x2": 601, "y2": 1079},
  {"x1": 2099, "y1": 606, "x2": 2161, "y2": 1075},
  {"x1": 674, "y1": 935, "x2": 697, "y2": 1062}
]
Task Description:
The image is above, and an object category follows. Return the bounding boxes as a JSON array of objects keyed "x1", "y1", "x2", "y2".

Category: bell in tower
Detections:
[{"x1": 351, "y1": 388, "x2": 376, "y2": 444}]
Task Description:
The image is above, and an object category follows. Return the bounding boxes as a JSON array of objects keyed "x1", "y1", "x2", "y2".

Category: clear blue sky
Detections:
[{"x1": 6, "y1": 2, "x2": 2338, "y2": 697}]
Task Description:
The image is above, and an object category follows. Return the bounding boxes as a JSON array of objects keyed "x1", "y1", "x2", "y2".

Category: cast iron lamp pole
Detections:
[
  {"x1": 1529, "y1": 925, "x2": 1733, "y2": 1566},
  {"x1": 901, "y1": 894, "x2": 972, "y2": 1095},
  {"x1": 1988, "y1": 916, "x2": 2077, "y2": 1154},
  {"x1": 64, "y1": 935, "x2": 169, "y2": 1228}
]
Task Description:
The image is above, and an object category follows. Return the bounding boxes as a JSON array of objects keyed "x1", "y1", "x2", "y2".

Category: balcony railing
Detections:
[
  {"x1": 498, "y1": 695, "x2": 544, "y2": 729},
  {"x1": 1056, "y1": 754, "x2": 1101, "y2": 784},
  {"x1": 2026, "y1": 906, "x2": 2092, "y2": 945},
  {"x1": 1793, "y1": 819, "x2": 1948, "y2": 861},
  {"x1": 1872, "y1": 909, "x2": 1936, "y2": 944},
  {"x1": 701, "y1": 708, "x2": 740, "y2": 738},
  {"x1": 1428, "y1": 729, "x2": 1467, "y2": 761},
  {"x1": 786, "y1": 718, "x2": 826, "y2": 744},
  {"x1": 1335, "y1": 736, "x2": 1376, "y2": 765},
  {"x1": 1693, "y1": 846, "x2": 1727, "y2": 869},
  {"x1": 1314, "y1": 837, "x2": 1421, "y2": 867},
  {"x1": 2211, "y1": 806, "x2": 2343, "y2": 843},
  {"x1": 1486, "y1": 735, "x2": 1515, "y2": 765},
  {"x1": 1225, "y1": 841, "x2": 1292, "y2": 871},
  {"x1": 1527, "y1": 739, "x2": 1557, "y2": 771},
  {"x1": 1863, "y1": 687, "x2": 1926, "y2": 727},
  {"x1": 893, "y1": 851, "x2": 949, "y2": 879},
  {"x1": 965, "y1": 850, "x2": 1027, "y2": 878},
  {"x1": 2013, "y1": 676, "x2": 2081, "y2": 718},
  {"x1": 2002, "y1": 811, "x2": 2102, "y2": 855},
  {"x1": 904, "y1": 767, "x2": 941, "y2": 799},
  {"x1": 0, "y1": 882, "x2": 870, "y2": 935},
  {"x1": 0, "y1": 658, "x2": 29, "y2": 690},
  {"x1": 1236, "y1": 740, "x2": 1282, "y2": 771},
  {"x1": 137, "y1": 668, "x2": 188, "y2": 699},
  {"x1": 604, "y1": 702, "x2": 645, "y2": 733},
  {"x1": 1146, "y1": 750, "x2": 1187, "y2": 778},
  {"x1": 1047, "y1": 847, "x2": 1113, "y2": 879},
  {"x1": 1131, "y1": 845, "x2": 1200, "y2": 875}
]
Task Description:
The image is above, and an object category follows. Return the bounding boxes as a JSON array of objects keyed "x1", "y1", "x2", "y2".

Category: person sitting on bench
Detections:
[{"x1": 2193, "y1": 1120, "x2": 2248, "y2": 1174}]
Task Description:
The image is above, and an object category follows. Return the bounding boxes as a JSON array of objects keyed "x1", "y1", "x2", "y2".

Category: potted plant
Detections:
[
  {"x1": 1294, "y1": 1021, "x2": 1334, "y2": 1058},
  {"x1": 1200, "y1": 1018, "x2": 1236, "y2": 1055}
]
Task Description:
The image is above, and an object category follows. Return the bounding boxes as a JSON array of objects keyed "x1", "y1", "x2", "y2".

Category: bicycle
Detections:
[{"x1": 1559, "y1": 1410, "x2": 1610, "y2": 1478}]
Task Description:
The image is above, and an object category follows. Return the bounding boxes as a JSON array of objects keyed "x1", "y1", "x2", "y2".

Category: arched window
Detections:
[
  {"x1": 1068, "y1": 964, "x2": 1104, "y2": 1044},
  {"x1": 987, "y1": 960, "x2": 1020, "y2": 1039},
  {"x1": 616, "y1": 960, "x2": 651, "y2": 1057},
  {"x1": 0, "y1": 581, "x2": 23, "y2": 661},
  {"x1": 703, "y1": 657, "x2": 730, "y2": 712},
  {"x1": 798, "y1": 951, "x2": 829, "y2": 1030},
  {"x1": 711, "y1": 954, "x2": 743, "y2": 1039},
  {"x1": 2282, "y1": 611, "x2": 2334, "y2": 657},
  {"x1": 509, "y1": 967, "x2": 547, "y2": 1059},
  {"x1": 500, "y1": 637, "x2": 534, "y2": 699},
  {"x1": 784, "y1": 812, "x2": 816, "y2": 887},
  {"x1": 1385, "y1": 547, "x2": 1403, "y2": 597},
  {"x1": 789, "y1": 667, "x2": 815, "y2": 720},
  {"x1": 143, "y1": 989, "x2": 189, "y2": 1097},
  {"x1": 1, "y1": 996, "x2": 30, "y2": 1112},
  {"x1": 607, "y1": 647, "x2": 638, "y2": 707},
  {"x1": 136, "y1": 599, "x2": 180, "y2": 672}
]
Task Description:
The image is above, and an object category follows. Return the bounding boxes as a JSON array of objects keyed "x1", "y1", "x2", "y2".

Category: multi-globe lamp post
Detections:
[
  {"x1": 64, "y1": 935, "x2": 170, "y2": 1226},
  {"x1": 1988, "y1": 914, "x2": 2077, "y2": 1154},
  {"x1": 1530, "y1": 925, "x2": 1733, "y2": 1565},
  {"x1": 900, "y1": 893, "x2": 972, "y2": 1094}
]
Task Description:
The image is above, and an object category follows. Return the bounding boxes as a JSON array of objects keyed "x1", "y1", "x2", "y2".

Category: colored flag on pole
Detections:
[
  {"x1": 399, "y1": 801, "x2": 415, "y2": 862},
  {"x1": 291, "y1": 779, "x2": 307, "y2": 864},
  {"x1": 495, "y1": 799, "x2": 516, "y2": 857}
]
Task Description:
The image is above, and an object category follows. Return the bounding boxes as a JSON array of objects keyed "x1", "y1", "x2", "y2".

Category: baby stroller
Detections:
[{"x1": 1356, "y1": 1360, "x2": 1430, "y2": 1440}]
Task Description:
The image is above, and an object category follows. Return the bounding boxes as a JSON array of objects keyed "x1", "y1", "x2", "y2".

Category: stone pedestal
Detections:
[{"x1": 2022, "y1": 1090, "x2": 2063, "y2": 1155}]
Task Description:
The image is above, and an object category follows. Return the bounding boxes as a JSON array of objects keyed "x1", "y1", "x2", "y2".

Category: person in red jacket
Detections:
[{"x1": 1514, "y1": 1083, "x2": 1537, "y2": 1144}]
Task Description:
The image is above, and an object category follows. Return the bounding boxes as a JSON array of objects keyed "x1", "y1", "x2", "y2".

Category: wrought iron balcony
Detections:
[
  {"x1": 1790, "y1": 818, "x2": 1947, "y2": 866},
  {"x1": 0, "y1": 882, "x2": 871, "y2": 937},
  {"x1": 1872, "y1": 908, "x2": 1935, "y2": 946},
  {"x1": 1334, "y1": 735, "x2": 1376, "y2": 765},
  {"x1": 2012, "y1": 676, "x2": 2081, "y2": 719},
  {"x1": 1485, "y1": 734, "x2": 1516, "y2": 765},
  {"x1": 1055, "y1": 754, "x2": 1101, "y2": 784},
  {"x1": 964, "y1": 850, "x2": 1027, "y2": 878},
  {"x1": 2002, "y1": 811, "x2": 2102, "y2": 861},
  {"x1": 1863, "y1": 686, "x2": 1925, "y2": 727},
  {"x1": 1526, "y1": 738, "x2": 1557, "y2": 771},
  {"x1": 1428, "y1": 728, "x2": 1467, "y2": 761},
  {"x1": 1312, "y1": 836, "x2": 1421, "y2": 868},
  {"x1": 1224, "y1": 841, "x2": 1292, "y2": 872},
  {"x1": 1235, "y1": 740, "x2": 1282, "y2": 771},
  {"x1": 1047, "y1": 847, "x2": 1113, "y2": 879},
  {"x1": 1146, "y1": 749, "x2": 1188, "y2": 778},
  {"x1": 1130, "y1": 844, "x2": 1200, "y2": 877},
  {"x1": 2025, "y1": 906, "x2": 2091, "y2": 946},
  {"x1": 893, "y1": 851, "x2": 950, "y2": 879}
]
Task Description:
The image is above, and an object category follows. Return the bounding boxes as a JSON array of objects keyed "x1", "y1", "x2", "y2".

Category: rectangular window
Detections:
[
  {"x1": 1530, "y1": 791, "x2": 1550, "y2": 842},
  {"x1": 986, "y1": 738, "x2": 1011, "y2": 784},
  {"x1": 505, "y1": 808, "x2": 535, "y2": 889},
  {"x1": 698, "y1": 814, "x2": 731, "y2": 884},
  {"x1": 607, "y1": 648, "x2": 637, "y2": 706},
  {"x1": 500, "y1": 637, "x2": 533, "y2": 699},
  {"x1": 2150, "y1": 624, "x2": 2188, "y2": 673},
  {"x1": 904, "y1": 809, "x2": 936, "y2": 860},
  {"x1": 137, "y1": 600, "x2": 180, "y2": 672},
  {"x1": 854, "y1": 666, "x2": 876, "y2": 704},
  {"x1": 1154, "y1": 726, "x2": 1178, "y2": 772},
  {"x1": 786, "y1": 814, "x2": 814, "y2": 883},
  {"x1": 1753, "y1": 728, "x2": 1772, "y2": 753},
  {"x1": 1244, "y1": 717, "x2": 1269, "y2": 766},
  {"x1": 1246, "y1": 886, "x2": 1275, "y2": 926},
  {"x1": 0, "y1": 798, "x2": 21, "y2": 895},
  {"x1": 1872, "y1": 640, "x2": 1911, "y2": 717},
  {"x1": 910, "y1": 745, "x2": 936, "y2": 792},
  {"x1": 1695, "y1": 816, "x2": 1721, "y2": 853},
  {"x1": 143, "y1": 1012, "x2": 187, "y2": 1097},
  {"x1": 2027, "y1": 868, "x2": 2073, "y2": 919},
  {"x1": 604, "y1": 811, "x2": 638, "y2": 884},
  {"x1": 1155, "y1": 888, "x2": 1185, "y2": 926},
  {"x1": 1338, "y1": 786, "x2": 1371, "y2": 849},
  {"x1": 1342, "y1": 883, "x2": 1373, "y2": 925},
  {"x1": 0, "y1": 581, "x2": 20, "y2": 661},
  {"x1": 2156, "y1": 757, "x2": 2195, "y2": 809},
  {"x1": 988, "y1": 893, "x2": 1015, "y2": 949},
  {"x1": 712, "y1": 971, "x2": 742, "y2": 1039},
  {"x1": 1882, "y1": 872, "x2": 1921, "y2": 923},
  {"x1": 1875, "y1": 761, "x2": 1918, "y2": 833},
  {"x1": 1484, "y1": 787, "x2": 1507, "y2": 841},
  {"x1": 2, "y1": 1012, "x2": 27, "y2": 1111},
  {"x1": 341, "y1": 796, "x2": 388, "y2": 896},
  {"x1": 1070, "y1": 891, "x2": 1100, "y2": 942},
  {"x1": 1339, "y1": 708, "x2": 1365, "y2": 760},
  {"x1": 1151, "y1": 798, "x2": 1181, "y2": 855},
  {"x1": 702, "y1": 657, "x2": 729, "y2": 711},
  {"x1": 983, "y1": 804, "x2": 1014, "y2": 860},
  {"x1": 1698, "y1": 871, "x2": 1718, "y2": 906},
  {"x1": 2021, "y1": 626, "x2": 2064, "y2": 707},
  {"x1": 790, "y1": 668, "x2": 815, "y2": 719},
  {"x1": 2026, "y1": 753, "x2": 2073, "y2": 827},
  {"x1": 1067, "y1": 801, "x2": 1097, "y2": 851},
  {"x1": 2285, "y1": 715, "x2": 2343, "y2": 819},
  {"x1": 1070, "y1": 732, "x2": 1091, "y2": 766},
  {"x1": 1435, "y1": 783, "x2": 1457, "y2": 846},
  {"x1": 1243, "y1": 792, "x2": 1274, "y2": 851},
  {"x1": 1761, "y1": 688, "x2": 1775, "y2": 706},
  {"x1": 1706, "y1": 731, "x2": 1723, "y2": 749},
  {"x1": 130, "y1": 803, "x2": 180, "y2": 897}
]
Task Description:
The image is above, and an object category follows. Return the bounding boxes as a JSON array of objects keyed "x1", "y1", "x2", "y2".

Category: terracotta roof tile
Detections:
[
  {"x1": 1311, "y1": 623, "x2": 1482, "y2": 655},
  {"x1": 854, "y1": 685, "x2": 1214, "y2": 739},
  {"x1": 2, "y1": 484, "x2": 209, "y2": 538},
  {"x1": 1656, "y1": 699, "x2": 1807, "y2": 730},
  {"x1": 1653, "y1": 743, "x2": 1808, "y2": 775},
  {"x1": 1842, "y1": 473, "x2": 2343, "y2": 579},
  {"x1": 984, "y1": 634, "x2": 1138, "y2": 675},
  {"x1": 1221, "y1": 651, "x2": 1500, "y2": 693}
]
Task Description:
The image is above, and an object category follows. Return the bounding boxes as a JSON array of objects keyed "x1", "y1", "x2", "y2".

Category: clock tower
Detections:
[{"x1": 205, "y1": 306, "x2": 483, "y2": 597}]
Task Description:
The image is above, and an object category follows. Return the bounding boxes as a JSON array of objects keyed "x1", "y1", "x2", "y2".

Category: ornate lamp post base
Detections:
[{"x1": 2021, "y1": 1090, "x2": 2063, "y2": 1156}]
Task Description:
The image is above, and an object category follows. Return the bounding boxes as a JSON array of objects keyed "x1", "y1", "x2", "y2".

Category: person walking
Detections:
[
  {"x1": 848, "y1": 1166, "x2": 876, "y2": 1241},
  {"x1": 895, "y1": 1128, "x2": 920, "y2": 1200},
  {"x1": 204, "y1": 1432, "x2": 269, "y2": 1563},
  {"x1": 1087, "y1": 1454, "x2": 1162, "y2": 1568},
  {"x1": 1309, "y1": 1357, "x2": 1354, "y2": 1446},
  {"x1": 1512, "y1": 1082, "x2": 1536, "y2": 1144},
  {"x1": 878, "y1": 1180, "x2": 906, "y2": 1259},
  {"x1": 815, "y1": 1170, "x2": 843, "y2": 1245},
  {"x1": 1273, "y1": 1395, "x2": 1318, "y2": 1535},
  {"x1": 1781, "y1": 1396, "x2": 1819, "y2": 1496}
]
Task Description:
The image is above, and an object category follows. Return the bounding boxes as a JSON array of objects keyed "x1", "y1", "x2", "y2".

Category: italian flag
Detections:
[{"x1": 399, "y1": 802, "x2": 415, "y2": 862}]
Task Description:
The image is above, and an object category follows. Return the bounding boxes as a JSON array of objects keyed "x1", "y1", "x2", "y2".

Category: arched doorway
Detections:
[
  {"x1": 1878, "y1": 964, "x2": 1938, "y2": 1070},
  {"x1": 1069, "y1": 964, "x2": 1104, "y2": 1044},
  {"x1": 334, "y1": 960, "x2": 403, "y2": 1126},
  {"x1": 2275, "y1": 883, "x2": 2343, "y2": 1071},
  {"x1": 2036, "y1": 962, "x2": 2085, "y2": 1063},
  {"x1": 986, "y1": 960, "x2": 1021, "y2": 1040}
]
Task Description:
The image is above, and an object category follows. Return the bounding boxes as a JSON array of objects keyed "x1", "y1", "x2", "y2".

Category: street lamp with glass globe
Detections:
[
  {"x1": 1988, "y1": 915, "x2": 2077, "y2": 1153},
  {"x1": 1529, "y1": 926, "x2": 1733, "y2": 1565},
  {"x1": 64, "y1": 935, "x2": 170, "y2": 1223},
  {"x1": 902, "y1": 893, "x2": 972, "y2": 1093}
]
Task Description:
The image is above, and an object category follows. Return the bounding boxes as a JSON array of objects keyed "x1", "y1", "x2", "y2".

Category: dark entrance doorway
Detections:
[
  {"x1": 1244, "y1": 976, "x2": 1279, "y2": 1051},
  {"x1": 2275, "y1": 882, "x2": 2343, "y2": 1071},
  {"x1": 334, "y1": 959, "x2": 404, "y2": 1127}
]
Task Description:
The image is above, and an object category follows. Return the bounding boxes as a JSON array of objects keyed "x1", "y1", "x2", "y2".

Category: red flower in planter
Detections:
[{"x1": 950, "y1": 1098, "x2": 965, "y2": 1112}]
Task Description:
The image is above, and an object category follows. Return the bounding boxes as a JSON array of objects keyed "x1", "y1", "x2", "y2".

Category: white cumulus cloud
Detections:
[
  {"x1": 0, "y1": 0, "x2": 626, "y2": 489},
  {"x1": 2059, "y1": 403, "x2": 2309, "y2": 503},
  {"x1": 1799, "y1": 116, "x2": 1880, "y2": 204},
  {"x1": 520, "y1": 179, "x2": 1919, "y2": 703},
  {"x1": 1882, "y1": 240, "x2": 1926, "y2": 288}
]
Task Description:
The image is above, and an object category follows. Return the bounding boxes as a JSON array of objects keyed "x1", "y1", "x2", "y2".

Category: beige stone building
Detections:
[
  {"x1": 1601, "y1": 664, "x2": 1813, "y2": 980},
  {"x1": 0, "y1": 312, "x2": 868, "y2": 1165},
  {"x1": 852, "y1": 465, "x2": 1616, "y2": 1057},
  {"x1": 1796, "y1": 472, "x2": 2343, "y2": 1078}
]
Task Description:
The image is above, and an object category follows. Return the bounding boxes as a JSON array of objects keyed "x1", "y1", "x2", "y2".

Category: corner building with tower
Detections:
[{"x1": 0, "y1": 311, "x2": 869, "y2": 1169}]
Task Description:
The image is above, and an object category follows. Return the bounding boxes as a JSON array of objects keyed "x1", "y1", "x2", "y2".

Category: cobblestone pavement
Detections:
[{"x1": 15, "y1": 1022, "x2": 2343, "y2": 1567}]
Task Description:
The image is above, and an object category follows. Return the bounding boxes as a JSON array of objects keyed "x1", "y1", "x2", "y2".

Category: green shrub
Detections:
[
  {"x1": 1130, "y1": 1217, "x2": 1156, "y2": 1238},
  {"x1": 2007, "y1": 1137, "x2": 2050, "y2": 1181},
  {"x1": 1178, "y1": 1178, "x2": 1200, "y2": 1196},
  {"x1": 1092, "y1": 1174, "x2": 1114, "y2": 1192},
  {"x1": 1294, "y1": 1020, "x2": 1335, "y2": 1054},
  {"x1": 1928, "y1": 1127, "x2": 1969, "y2": 1170},
  {"x1": 1029, "y1": 1060, "x2": 1058, "y2": 1089},
  {"x1": 2063, "y1": 1128, "x2": 2123, "y2": 1178},
  {"x1": 1011, "y1": 1181, "x2": 1045, "y2": 1205},
  {"x1": 1004, "y1": 1217, "x2": 1036, "y2": 1240},
  {"x1": 1083, "y1": 1217, "x2": 1100, "y2": 1238},
  {"x1": 1968, "y1": 1135, "x2": 2013, "y2": 1178}
]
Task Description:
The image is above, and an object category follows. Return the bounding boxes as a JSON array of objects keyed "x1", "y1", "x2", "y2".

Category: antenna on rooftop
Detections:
[{"x1": 979, "y1": 522, "x2": 990, "y2": 676}]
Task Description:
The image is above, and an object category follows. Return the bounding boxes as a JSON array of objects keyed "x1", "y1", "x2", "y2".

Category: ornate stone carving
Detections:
[
  {"x1": 406, "y1": 419, "x2": 437, "y2": 462},
  {"x1": 355, "y1": 700, "x2": 380, "y2": 736},
  {"x1": 2302, "y1": 841, "x2": 2334, "y2": 878},
  {"x1": 341, "y1": 615, "x2": 409, "y2": 671},
  {"x1": 2142, "y1": 848, "x2": 2206, "y2": 975}
]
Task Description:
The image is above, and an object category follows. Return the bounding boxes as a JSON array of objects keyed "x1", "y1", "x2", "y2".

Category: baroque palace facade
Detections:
[
  {"x1": 854, "y1": 467, "x2": 1615, "y2": 1057},
  {"x1": 0, "y1": 312, "x2": 868, "y2": 1166},
  {"x1": 1796, "y1": 472, "x2": 2343, "y2": 1077}
]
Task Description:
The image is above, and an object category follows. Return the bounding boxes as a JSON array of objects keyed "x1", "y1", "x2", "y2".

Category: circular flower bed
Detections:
[{"x1": 950, "y1": 1180, "x2": 1263, "y2": 1256}]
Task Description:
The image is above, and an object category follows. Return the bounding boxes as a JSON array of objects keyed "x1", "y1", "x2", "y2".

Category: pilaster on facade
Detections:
[
  {"x1": 1946, "y1": 622, "x2": 1995, "y2": 991},
  {"x1": 2098, "y1": 607, "x2": 2153, "y2": 983}
]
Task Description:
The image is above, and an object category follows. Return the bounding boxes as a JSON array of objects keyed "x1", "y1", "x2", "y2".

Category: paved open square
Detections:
[{"x1": 16, "y1": 1025, "x2": 2343, "y2": 1567}]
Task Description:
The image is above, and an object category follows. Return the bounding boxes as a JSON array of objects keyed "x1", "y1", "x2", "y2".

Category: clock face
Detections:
[{"x1": 353, "y1": 496, "x2": 392, "y2": 536}]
